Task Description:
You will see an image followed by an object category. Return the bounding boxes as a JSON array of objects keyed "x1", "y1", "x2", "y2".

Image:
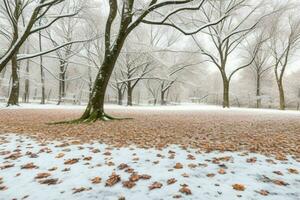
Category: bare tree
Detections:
[
  {"x1": 192, "y1": 0, "x2": 270, "y2": 108},
  {"x1": 74, "y1": 0, "x2": 229, "y2": 122},
  {"x1": 269, "y1": 16, "x2": 300, "y2": 110},
  {"x1": 243, "y1": 31, "x2": 272, "y2": 108}
]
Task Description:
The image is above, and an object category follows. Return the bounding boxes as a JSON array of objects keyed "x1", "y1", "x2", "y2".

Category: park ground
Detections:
[{"x1": 0, "y1": 104, "x2": 300, "y2": 200}]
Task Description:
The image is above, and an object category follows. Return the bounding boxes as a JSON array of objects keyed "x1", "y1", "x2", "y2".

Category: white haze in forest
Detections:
[{"x1": 0, "y1": 0, "x2": 300, "y2": 110}]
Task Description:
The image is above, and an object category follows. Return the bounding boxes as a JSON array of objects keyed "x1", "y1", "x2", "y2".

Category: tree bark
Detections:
[
  {"x1": 127, "y1": 82, "x2": 133, "y2": 106},
  {"x1": 161, "y1": 90, "x2": 166, "y2": 105},
  {"x1": 117, "y1": 88, "x2": 123, "y2": 105},
  {"x1": 277, "y1": 81, "x2": 285, "y2": 110},
  {"x1": 222, "y1": 79, "x2": 230, "y2": 108},
  {"x1": 80, "y1": 56, "x2": 117, "y2": 122},
  {"x1": 58, "y1": 61, "x2": 66, "y2": 105},
  {"x1": 23, "y1": 55, "x2": 30, "y2": 103},
  {"x1": 256, "y1": 74, "x2": 261, "y2": 108},
  {"x1": 7, "y1": 54, "x2": 19, "y2": 106},
  {"x1": 39, "y1": 25, "x2": 45, "y2": 104}
]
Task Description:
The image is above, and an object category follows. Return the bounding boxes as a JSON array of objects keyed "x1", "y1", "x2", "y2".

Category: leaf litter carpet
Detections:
[{"x1": 0, "y1": 106, "x2": 300, "y2": 199}]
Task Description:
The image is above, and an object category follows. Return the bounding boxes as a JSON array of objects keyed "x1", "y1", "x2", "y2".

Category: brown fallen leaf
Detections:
[
  {"x1": 179, "y1": 187, "x2": 192, "y2": 195},
  {"x1": 129, "y1": 173, "x2": 140, "y2": 182},
  {"x1": 0, "y1": 163, "x2": 15, "y2": 170},
  {"x1": 103, "y1": 152, "x2": 111, "y2": 156},
  {"x1": 288, "y1": 168, "x2": 299, "y2": 174},
  {"x1": 35, "y1": 173, "x2": 51, "y2": 179},
  {"x1": 72, "y1": 187, "x2": 91, "y2": 194},
  {"x1": 21, "y1": 163, "x2": 38, "y2": 169},
  {"x1": 83, "y1": 156, "x2": 92, "y2": 161},
  {"x1": 187, "y1": 154, "x2": 196, "y2": 160},
  {"x1": 48, "y1": 167, "x2": 58, "y2": 171},
  {"x1": 272, "y1": 179, "x2": 289, "y2": 186},
  {"x1": 39, "y1": 178, "x2": 59, "y2": 185},
  {"x1": 181, "y1": 173, "x2": 189, "y2": 178},
  {"x1": 122, "y1": 181, "x2": 136, "y2": 189},
  {"x1": 64, "y1": 159, "x2": 79, "y2": 165},
  {"x1": 140, "y1": 174, "x2": 151, "y2": 180},
  {"x1": 105, "y1": 173, "x2": 121, "y2": 187},
  {"x1": 149, "y1": 182, "x2": 163, "y2": 190},
  {"x1": 188, "y1": 164, "x2": 197, "y2": 169},
  {"x1": 55, "y1": 153, "x2": 65, "y2": 158},
  {"x1": 174, "y1": 163, "x2": 183, "y2": 169},
  {"x1": 218, "y1": 168, "x2": 226, "y2": 175},
  {"x1": 91, "y1": 176, "x2": 101, "y2": 184},
  {"x1": 256, "y1": 189, "x2": 270, "y2": 196},
  {"x1": 167, "y1": 178, "x2": 177, "y2": 185},
  {"x1": 118, "y1": 163, "x2": 129, "y2": 170},
  {"x1": 5, "y1": 152, "x2": 22, "y2": 160},
  {"x1": 206, "y1": 173, "x2": 215, "y2": 177},
  {"x1": 232, "y1": 184, "x2": 246, "y2": 191}
]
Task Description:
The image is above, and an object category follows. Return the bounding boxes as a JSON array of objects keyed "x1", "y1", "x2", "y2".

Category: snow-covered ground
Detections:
[
  {"x1": 1, "y1": 103, "x2": 300, "y2": 116},
  {"x1": 0, "y1": 134, "x2": 299, "y2": 200}
]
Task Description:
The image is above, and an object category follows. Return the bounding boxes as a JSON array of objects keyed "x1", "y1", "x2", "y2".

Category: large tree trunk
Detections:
[
  {"x1": 277, "y1": 80, "x2": 285, "y2": 110},
  {"x1": 80, "y1": 56, "x2": 116, "y2": 122},
  {"x1": 127, "y1": 82, "x2": 133, "y2": 106},
  {"x1": 256, "y1": 74, "x2": 261, "y2": 108},
  {"x1": 222, "y1": 79, "x2": 230, "y2": 108},
  {"x1": 7, "y1": 54, "x2": 19, "y2": 106}
]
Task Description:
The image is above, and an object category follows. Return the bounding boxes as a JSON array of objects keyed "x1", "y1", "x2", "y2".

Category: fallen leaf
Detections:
[
  {"x1": 56, "y1": 153, "x2": 65, "y2": 158},
  {"x1": 140, "y1": 174, "x2": 151, "y2": 180},
  {"x1": 105, "y1": 173, "x2": 121, "y2": 187},
  {"x1": 174, "y1": 163, "x2": 183, "y2": 169},
  {"x1": 167, "y1": 178, "x2": 177, "y2": 185},
  {"x1": 232, "y1": 184, "x2": 246, "y2": 191},
  {"x1": 179, "y1": 187, "x2": 192, "y2": 195},
  {"x1": 272, "y1": 179, "x2": 289, "y2": 186},
  {"x1": 118, "y1": 163, "x2": 129, "y2": 170},
  {"x1": 288, "y1": 168, "x2": 299, "y2": 174},
  {"x1": 91, "y1": 176, "x2": 101, "y2": 184},
  {"x1": 72, "y1": 187, "x2": 91, "y2": 194},
  {"x1": 122, "y1": 181, "x2": 136, "y2": 189},
  {"x1": 39, "y1": 178, "x2": 59, "y2": 185},
  {"x1": 149, "y1": 182, "x2": 163, "y2": 190},
  {"x1": 64, "y1": 159, "x2": 79, "y2": 165},
  {"x1": 256, "y1": 189, "x2": 269, "y2": 196},
  {"x1": 0, "y1": 163, "x2": 14, "y2": 170},
  {"x1": 35, "y1": 173, "x2": 51, "y2": 179},
  {"x1": 21, "y1": 163, "x2": 38, "y2": 169},
  {"x1": 218, "y1": 168, "x2": 226, "y2": 174}
]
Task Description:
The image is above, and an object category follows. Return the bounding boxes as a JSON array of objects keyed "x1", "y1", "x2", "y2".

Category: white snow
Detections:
[
  {"x1": 0, "y1": 134, "x2": 299, "y2": 200},
  {"x1": 1, "y1": 103, "x2": 300, "y2": 116}
]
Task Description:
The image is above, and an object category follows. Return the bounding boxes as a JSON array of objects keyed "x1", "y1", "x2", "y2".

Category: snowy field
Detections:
[
  {"x1": 1, "y1": 103, "x2": 300, "y2": 116},
  {"x1": 0, "y1": 134, "x2": 299, "y2": 200}
]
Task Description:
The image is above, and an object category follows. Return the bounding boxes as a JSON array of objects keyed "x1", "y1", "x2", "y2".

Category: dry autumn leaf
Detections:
[
  {"x1": 105, "y1": 173, "x2": 121, "y2": 187},
  {"x1": 149, "y1": 182, "x2": 163, "y2": 190},
  {"x1": 256, "y1": 189, "x2": 270, "y2": 196},
  {"x1": 179, "y1": 187, "x2": 192, "y2": 195},
  {"x1": 167, "y1": 178, "x2": 177, "y2": 185},
  {"x1": 91, "y1": 176, "x2": 101, "y2": 184},
  {"x1": 174, "y1": 163, "x2": 183, "y2": 169},
  {"x1": 64, "y1": 158, "x2": 79, "y2": 165},
  {"x1": 21, "y1": 163, "x2": 38, "y2": 169},
  {"x1": 288, "y1": 168, "x2": 299, "y2": 174},
  {"x1": 35, "y1": 173, "x2": 51, "y2": 179},
  {"x1": 39, "y1": 178, "x2": 59, "y2": 185},
  {"x1": 122, "y1": 181, "x2": 136, "y2": 189},
  {"x1": 232, "y1": 184, "x2": 246, "y2": 191},
  {"x1": 55, "y1": 153, "x2": 65, "y2": 158}
]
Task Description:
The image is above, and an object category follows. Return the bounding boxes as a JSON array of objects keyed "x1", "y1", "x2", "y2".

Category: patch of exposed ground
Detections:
[{"x1": 0, "y1": 107, "x2": 300, "y2": 159}]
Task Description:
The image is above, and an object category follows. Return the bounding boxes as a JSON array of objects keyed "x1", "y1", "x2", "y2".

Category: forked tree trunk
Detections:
[
  {"x1": 80, "y1": 56, "x2": 117, "y2": 122},
  {"x1": 7, "y1": 54, "x2": 19, "y2": 106},
  {"x1": 277, "y1": 80, "x2": 285, "y2": 110}
]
